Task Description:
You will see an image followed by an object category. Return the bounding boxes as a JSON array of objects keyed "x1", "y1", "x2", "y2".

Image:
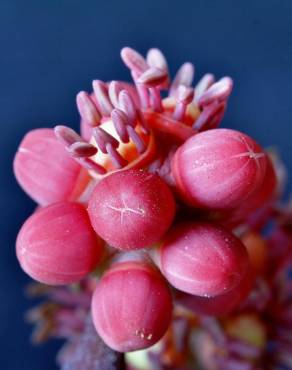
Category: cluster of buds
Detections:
[{"x1": 13, "y1": 47, "x2": 292, "y2": 370}]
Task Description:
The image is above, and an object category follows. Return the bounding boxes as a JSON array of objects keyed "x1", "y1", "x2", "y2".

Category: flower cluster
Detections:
[{"x1": 14, "y1": 47, "x2": 292, "y2": 370}]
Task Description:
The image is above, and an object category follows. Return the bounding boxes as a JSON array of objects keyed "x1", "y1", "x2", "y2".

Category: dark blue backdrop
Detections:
[{"x1": 1, "y1": 1, "x2": 292, "y2": 369}]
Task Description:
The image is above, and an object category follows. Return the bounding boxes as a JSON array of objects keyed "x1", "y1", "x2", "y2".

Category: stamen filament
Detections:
[{"x1": 105, "y1": 143, "x2": 128, "y2": 168}]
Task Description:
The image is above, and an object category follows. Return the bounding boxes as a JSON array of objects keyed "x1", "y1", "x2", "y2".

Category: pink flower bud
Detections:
[
  {"x1": 91, "y1": 260, "x2": 173, "y2": 352},
  {"x1": 88, "y1": 169, "x2": 176, "y2": 250},
  {"x1": 14, "y1": 128, "x2": 85, "y2": 206},
  {"x1": 16, "y1": 202, "x2": 104, "y2": 285},
  {"x1": 159, "y1": 222, "x2": 250, "y2": 297},
  {"x1": 171, "y1": 128, "x2": 267, "y2": 210}
]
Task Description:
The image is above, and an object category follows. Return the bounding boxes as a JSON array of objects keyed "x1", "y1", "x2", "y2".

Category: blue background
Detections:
[{"x1": 1, "y1": 1, "x2": 292, "y2": 369}]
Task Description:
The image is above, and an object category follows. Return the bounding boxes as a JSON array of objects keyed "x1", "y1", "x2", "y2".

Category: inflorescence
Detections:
[{"x1": 14, "y1": 47, "x2": 292, "y2": 370}]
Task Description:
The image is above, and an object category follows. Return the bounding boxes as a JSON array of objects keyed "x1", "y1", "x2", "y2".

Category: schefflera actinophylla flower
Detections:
[
  {"x1": 50, "y1": 47, "x2": 234, "y2": 203},
  {"x1": 13, "y1": 46, "x2": 235, "y2": 209},
  {"x1": 13, "y1": 46, "x2": 276, "y2": 361}
]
